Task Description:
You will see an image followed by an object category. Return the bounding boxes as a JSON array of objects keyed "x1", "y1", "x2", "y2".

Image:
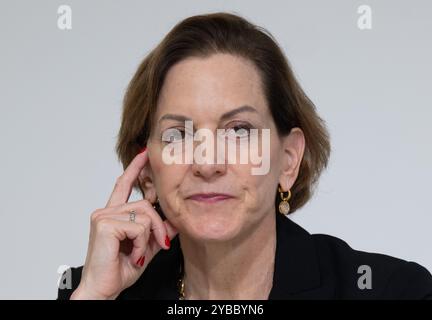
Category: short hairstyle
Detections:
[{"x1": 116, "y1": 12, "x2": 331, "y2": 214}]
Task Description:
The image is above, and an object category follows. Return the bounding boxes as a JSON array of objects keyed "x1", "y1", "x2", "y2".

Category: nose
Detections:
[
  {"x1": 192, "y1": 161, "x2": 227, "y2": 179},
  {"x1": 191, "y1": 148, "x2": 227, "y2": 180}
]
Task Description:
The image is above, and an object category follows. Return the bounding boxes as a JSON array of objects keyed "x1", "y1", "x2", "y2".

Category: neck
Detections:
[{"x1": 179, "y1": 211, "x2": 277, "y2": 300}]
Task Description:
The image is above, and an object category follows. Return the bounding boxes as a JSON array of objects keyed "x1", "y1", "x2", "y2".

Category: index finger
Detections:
[{"x1": 106, "y1": 148, "x2": 148, "y2": 208}]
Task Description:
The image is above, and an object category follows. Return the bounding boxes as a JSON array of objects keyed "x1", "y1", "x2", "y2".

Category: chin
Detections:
[{"x1": 184, "y1": 212, "x2": 243, "y2": 243}]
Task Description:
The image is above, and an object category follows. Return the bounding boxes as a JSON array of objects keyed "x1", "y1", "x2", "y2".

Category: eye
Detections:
[
  {"x1": 161, "y1": 128, "x2": 186, "y2": 143},
  {"x1": 226, "y1": 123, "x2": 252, "y2": 138}
]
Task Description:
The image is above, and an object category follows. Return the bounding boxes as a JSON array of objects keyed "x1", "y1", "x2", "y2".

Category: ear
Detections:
[
  {"x1": 138, "y1": 161, "x2": 158, "y2": 203},
  {"x1": 278, "y1": 128, "x2": 305, "y2": 191}
]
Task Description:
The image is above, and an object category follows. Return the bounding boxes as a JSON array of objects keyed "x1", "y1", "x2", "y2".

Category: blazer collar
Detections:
[{"x1": 268, "y1": 213, "x2": 321, "y2": 298}]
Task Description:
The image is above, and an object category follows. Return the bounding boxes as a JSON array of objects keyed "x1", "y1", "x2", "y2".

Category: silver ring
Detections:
[{"x1": 129, "y1": 210, "x2": 136, "y2": 223}]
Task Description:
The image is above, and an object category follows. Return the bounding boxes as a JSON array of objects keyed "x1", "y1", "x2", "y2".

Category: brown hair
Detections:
[{"x1": 115, "y1": 12, "x2": 330, "y2": 214}]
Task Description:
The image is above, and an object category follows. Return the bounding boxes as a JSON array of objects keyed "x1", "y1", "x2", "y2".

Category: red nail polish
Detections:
[
  {"x1": 140, "y1": 256, "x2": 145, "y2": 267},
  {"x1": 136, "y1": 256, "x2": 143, "y2": 265},
  {"x1": 139, "y1": 146, "x2": 147, "y2": 154},
  {"x1": 165, "y1": 235, "x2": 171, "y2": 248}
]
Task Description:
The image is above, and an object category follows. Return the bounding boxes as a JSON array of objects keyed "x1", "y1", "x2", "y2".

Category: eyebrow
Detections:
[{"x1": 158, "y1": 105, "x2": 259, "y2": 124}]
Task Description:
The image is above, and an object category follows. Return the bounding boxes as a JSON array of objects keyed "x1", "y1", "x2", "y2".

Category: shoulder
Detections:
[{"x1": 311, "y1": 233, "x2": 432, "y2": 299}]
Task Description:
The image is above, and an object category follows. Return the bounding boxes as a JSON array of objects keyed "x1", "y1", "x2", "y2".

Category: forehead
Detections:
[{"x1": 155, "y1": 53, "x2": 269, "y2": 120}]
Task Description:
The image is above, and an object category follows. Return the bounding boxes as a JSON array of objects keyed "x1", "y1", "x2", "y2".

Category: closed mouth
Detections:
[{"x1": 186, "y1": 193, "x2": 234, "y2": 203}]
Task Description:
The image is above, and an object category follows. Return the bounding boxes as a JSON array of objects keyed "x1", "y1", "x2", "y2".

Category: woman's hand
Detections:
[{"x1": 70, "y1": 149, "x2": 178, "y2": 299}]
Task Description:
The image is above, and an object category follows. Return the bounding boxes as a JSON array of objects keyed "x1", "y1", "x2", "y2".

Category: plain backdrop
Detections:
[{"x1": 0, "y1": 0, "x2": 431, "y2": 299}]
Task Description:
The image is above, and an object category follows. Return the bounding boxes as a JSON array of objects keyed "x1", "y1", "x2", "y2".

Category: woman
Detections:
[{"x1": 58, "y1": 12, "x2": 432, "y2": 300}]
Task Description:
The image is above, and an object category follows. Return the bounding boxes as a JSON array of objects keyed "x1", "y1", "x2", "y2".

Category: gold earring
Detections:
[
  {"x1": 152, "y1": 197, "x2": 159, "y2": 209},
  {"x1": 278, "y1": 186, "x2": 291, "y2": 216}
]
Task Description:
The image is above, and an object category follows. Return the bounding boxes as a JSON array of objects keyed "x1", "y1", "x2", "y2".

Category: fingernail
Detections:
[
  {"x1": 136, "y1": 256, "x2": 145, "y2": 266},
  {"x1": 165, "y1": 235, "x2": 171, "y2": 248},
  {"x1": 139, "y1": 146, "x2": 147, "y2": 154}
]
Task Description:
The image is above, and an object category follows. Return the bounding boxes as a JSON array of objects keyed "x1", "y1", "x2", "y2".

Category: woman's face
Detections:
[{"x1": 144, "y1": 53, "x2": 302, "y2": 242}]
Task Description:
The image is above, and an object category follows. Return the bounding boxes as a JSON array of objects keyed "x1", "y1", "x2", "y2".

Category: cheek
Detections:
[
  {"x1": 149, "y1": 152, "x2": 181, "y2": 195},
  {"x1": 234, "y1": 167, "x2": 264, "y2": 209},
  {"x1": 240, "y1": 163, "x2": 278, "y2": 214},
  {"x1": 252, "y1": 177, "x2": 273, "y2": 203},
  {"x1": 154, "y1": 163, "x2": 185, "y2": 191},
  {"x1": 154, "y1": 163, "x2": 189, "y2": 214}
]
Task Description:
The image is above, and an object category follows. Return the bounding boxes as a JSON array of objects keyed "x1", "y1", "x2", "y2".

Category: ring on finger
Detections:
[
  {"x1": 126, "y1": 208, "x2": 154, "y2": 232},
  {"x1": 129, "y1": 210, "x2": 136, "y2": 223}
]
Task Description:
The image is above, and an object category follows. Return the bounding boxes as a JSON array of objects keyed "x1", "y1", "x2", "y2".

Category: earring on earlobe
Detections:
[
  {"x1": 278, "y1": 186, "x2": 291, "y2": 216},
  {"x1": 152, "y1": 197, "x2": 159, "y2": 209}
]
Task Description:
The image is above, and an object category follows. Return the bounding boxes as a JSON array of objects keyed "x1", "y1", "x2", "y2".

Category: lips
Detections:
[{"x1": 186, "y1": 193, "x2": 234, "y2": 203}]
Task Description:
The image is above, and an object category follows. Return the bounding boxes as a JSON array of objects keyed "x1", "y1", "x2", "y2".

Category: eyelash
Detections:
[
  {"x1": 161, "y1": 122, "x2": 254, "y2": 142},
  {"x1": 227, "y1": 123, "x2": 253, "y2": 136}
]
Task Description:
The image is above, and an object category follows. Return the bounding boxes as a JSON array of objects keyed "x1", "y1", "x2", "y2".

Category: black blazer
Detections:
[{"x1": 58, "y1": 213, "x2": 432, "y2": 300}]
